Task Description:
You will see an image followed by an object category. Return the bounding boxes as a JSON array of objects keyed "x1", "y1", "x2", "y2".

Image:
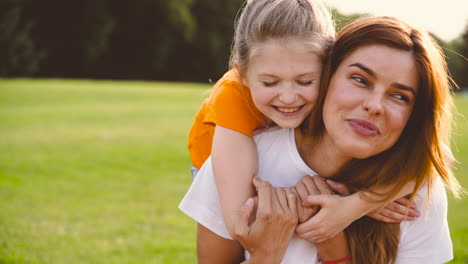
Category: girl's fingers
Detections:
[
  {"x1": 295, "y1": 180, "x2": 310, "y2": 203},
  {"x1": 301, "y1": 175, "x2": 320, "y2": 196},
  {"x1": 290, "y1": 187, "x2": 304, "y2": 218},
  {"x1": 312, "y1": 176, "x2": 334, "y2": 195},
  {"x1": 395, "y1": 197, "x2": 417, "y2": 209},
  {"x1": 370, "y1": 206, "x2": 416, "y2": 222},
  {"x1": 274, "y1": 187, "x2": 289, "y2": 212},
  {"x1": 384, "y1": 201, "x2": 420, "y2": 218},
  {"x1": 284, "y1": 188, "x2": 298, "y2": 220},
  {"x1": 367, "y1": 211, "x2": 400, "y2": 223},
  {"x1": 326, "y1": 180, "x2": 351, "y2": 196}
]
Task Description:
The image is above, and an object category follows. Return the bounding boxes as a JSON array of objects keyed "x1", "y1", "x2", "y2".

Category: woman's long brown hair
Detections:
[{"x1": 301, "y1": 16, "x2": 463, "y2": 263}]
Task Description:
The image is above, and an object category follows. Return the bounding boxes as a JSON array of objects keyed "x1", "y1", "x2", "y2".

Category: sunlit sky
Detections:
[{"x1": 324, "y1": 0, "x2": 468, "y2": 41}]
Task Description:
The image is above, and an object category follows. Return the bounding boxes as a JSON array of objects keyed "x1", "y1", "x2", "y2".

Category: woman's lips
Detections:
[{"x1": 348, "y1": 119, "x2": 380, "y2": 136}]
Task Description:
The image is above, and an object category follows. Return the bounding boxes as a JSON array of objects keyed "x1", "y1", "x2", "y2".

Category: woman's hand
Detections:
[{"x1": 234, "y1": 177, "x2": 298, "y2": 264}]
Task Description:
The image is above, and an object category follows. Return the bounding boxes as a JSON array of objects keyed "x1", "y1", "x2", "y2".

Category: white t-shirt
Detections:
[{"x1": 179, "y1": 128, "x2": 453, "y2": 264}]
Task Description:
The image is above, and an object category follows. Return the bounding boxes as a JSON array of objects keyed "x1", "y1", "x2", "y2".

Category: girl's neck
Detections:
[{"x1": 295, "y1": 128, "x2": 351, "y2": 178}]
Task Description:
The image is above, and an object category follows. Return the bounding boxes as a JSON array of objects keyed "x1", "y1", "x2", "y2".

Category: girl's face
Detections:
[
  {"x1": 323, "y1": 44, "x2": 419, "y2": 159},
  {"x1": 244, "y1": 37, "x2": 322, "y2": 128}
]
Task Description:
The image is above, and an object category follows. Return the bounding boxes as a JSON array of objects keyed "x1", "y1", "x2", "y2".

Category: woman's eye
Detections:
[
  {"x1": 262, "y1": 81, "x2": 277, "y2": 87},
  {"x1": 351, "y1": 75, "x2": 367, "y2": 85},
  {"x1": 297, "y1": 80, "x2": 313, "y2": 86},
  {"x1": 392, "y1": 93, "x2": 410, "y2": 102}
]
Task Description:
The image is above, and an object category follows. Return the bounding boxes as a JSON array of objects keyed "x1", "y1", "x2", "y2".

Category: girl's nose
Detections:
[{"x1": 278, "y1": 86, "x2": 298, "y2": 105}]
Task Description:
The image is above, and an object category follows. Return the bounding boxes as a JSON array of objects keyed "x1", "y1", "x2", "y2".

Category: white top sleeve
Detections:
[{"x1": 396, "y1": 178, "x2": 453, "y2": 264}]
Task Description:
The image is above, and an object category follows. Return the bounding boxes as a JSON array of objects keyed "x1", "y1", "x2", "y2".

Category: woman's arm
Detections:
[{"x1": 212, "y1": 125, "x2": 258, "y2": 237}]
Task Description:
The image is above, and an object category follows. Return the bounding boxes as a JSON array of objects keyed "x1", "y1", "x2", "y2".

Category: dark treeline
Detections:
[{"x1": 1, "y1": 0, "x2": 467, "y2": 88}]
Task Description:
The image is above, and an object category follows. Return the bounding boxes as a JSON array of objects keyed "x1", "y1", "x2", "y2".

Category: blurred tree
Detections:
[
  {"x1": 0, "y1": 0, "x2": 45, "y2": 76},
  {"x1": 431, "y1": 26, "x2": 468, "y2": 91},
  {"x1": 159, "y1": 0, "x2": 244, "y2": 82},
  {"x1": 331, "y1": 8, "x2": 367, "y2": 32},
  {"x1": 95, "y1": 0, "x2": 195, "y2": 79},
  {"x1": 456, "y1": 23, "x2": 468, "y2": 89},
  {"x1": 26, "y1": 0, "x2": 115, "y2": 77}
]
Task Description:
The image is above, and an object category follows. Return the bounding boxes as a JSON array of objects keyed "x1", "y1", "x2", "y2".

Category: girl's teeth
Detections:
[{"x1": 277, "y1": 107, "x2": 299, "y2": 113}]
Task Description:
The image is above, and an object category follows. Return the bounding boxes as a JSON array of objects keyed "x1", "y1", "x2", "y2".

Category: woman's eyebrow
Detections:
[
  {"x1": 394, "y1": 83, "x2": 416, "y2": 96},
  {"x1": 349, "y1": 63, "x2": 376, "y2": 78}
]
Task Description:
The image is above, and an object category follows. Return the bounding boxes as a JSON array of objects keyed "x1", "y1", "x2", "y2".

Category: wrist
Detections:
[
  {"x1": 247, "y1": 251, "x2": 282, "y2": 264},
  {"x1": 348, "y1": 192, "x2": 379, "y2": 217},
  {"x1": 317, "y1": 255, "x2": 352, "y2": 264}
]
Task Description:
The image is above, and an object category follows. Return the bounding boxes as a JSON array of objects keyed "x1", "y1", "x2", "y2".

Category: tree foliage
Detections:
[{"x1": 0, "y1": 0, "x2": 466, "y2": 85}]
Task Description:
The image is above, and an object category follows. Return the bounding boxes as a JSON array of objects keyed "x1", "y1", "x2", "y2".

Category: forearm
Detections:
[
  {"x1": 357, "y1": 180, "x2": 416, "y2": 211},
  {"x1": 212, "y1": 125, "x2": 258, "y2": 236}
]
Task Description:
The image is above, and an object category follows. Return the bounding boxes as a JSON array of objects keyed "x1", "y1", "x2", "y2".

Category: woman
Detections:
[{"x1": 180, "y1": 16, "x2": 462, "y2": 263}]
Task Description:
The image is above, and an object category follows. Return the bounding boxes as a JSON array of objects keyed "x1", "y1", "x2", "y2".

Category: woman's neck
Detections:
[{"x1": 295, "y1": 128, "x2": 351, "y2": 178}]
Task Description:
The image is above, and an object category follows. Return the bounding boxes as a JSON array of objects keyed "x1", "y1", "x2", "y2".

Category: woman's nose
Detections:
[{"x1": 362, "y1": 91, "x2": 384, "y2": 116}]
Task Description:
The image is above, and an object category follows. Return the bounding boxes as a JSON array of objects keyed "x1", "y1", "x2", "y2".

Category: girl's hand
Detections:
[
  {"x1": 291, "y1": 175, "x2": 333, "y2": 223},
  {"x1": 367, "y1": 197, "x2": 419, "y2": 222},
  {"x1": 295, "y1": 194, "x2": 354, "y2": 243},
  {"x1": 327, "y1": 180, "x2": 420, "y2": 223},
  {"x1": 235, "y1": 177, "x2": 298, "y2": 264},
  {"x1": 294, "y1": 176, "x2": 358, "y2": 243}
]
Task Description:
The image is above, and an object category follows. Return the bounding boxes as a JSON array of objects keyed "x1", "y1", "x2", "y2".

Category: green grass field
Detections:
[{"x1": 0, "y1": 79, "x2": 466, "y2": 263}]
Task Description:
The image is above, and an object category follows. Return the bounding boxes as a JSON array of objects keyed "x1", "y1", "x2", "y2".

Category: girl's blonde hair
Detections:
[
  {"x1": 229, "y1": 0, "x2": 335, "y2": 77},
  {"x1": 303, "y1": 16, "x2": 463, "y2": 264}
]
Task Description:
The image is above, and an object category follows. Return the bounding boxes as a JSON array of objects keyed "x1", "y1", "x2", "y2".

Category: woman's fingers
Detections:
[
  {"x1": 252, "y1": 177, "x2": 273, "y2": 219},
  {"x1": 234, "y1": 198, "x2": 256, "y2": 239}
]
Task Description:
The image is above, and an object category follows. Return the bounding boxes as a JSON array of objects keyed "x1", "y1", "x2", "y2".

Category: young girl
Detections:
[{"x1": 187, "y1": 0, "x2": 417, "y2": 241}]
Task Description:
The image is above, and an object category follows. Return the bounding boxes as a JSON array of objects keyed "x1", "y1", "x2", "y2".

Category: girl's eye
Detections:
[
  {"x1": 351, "y1": 75, "x2": 367, "y2": 86},
  {"x1": 297, "y1": 80, "x2": 313, "y2": 86},
  {"x1": 262, "y1": 81, "x2": 277, "y2": 87}
]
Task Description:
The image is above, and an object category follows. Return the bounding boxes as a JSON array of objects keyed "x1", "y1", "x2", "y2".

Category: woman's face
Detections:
[{"x1": 323, "y1": 44, "x2": 419, "y2": 159}]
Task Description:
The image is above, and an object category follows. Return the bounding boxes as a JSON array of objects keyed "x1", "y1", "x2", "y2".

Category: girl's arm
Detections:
[
  {"x1": 294, "y1": 177, "x2": 419, "y2": 243},
  {"x1": 211, "y1": 125, "x2": 258, "y2": 237},
  {"x1": 197, "y1": 178, "x2": 298, "y2": 264},
  {"x1": 197, "y1": 224, "x2": 244, "y2": 264}
]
